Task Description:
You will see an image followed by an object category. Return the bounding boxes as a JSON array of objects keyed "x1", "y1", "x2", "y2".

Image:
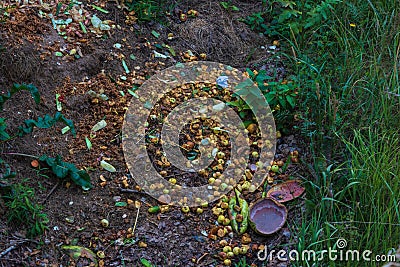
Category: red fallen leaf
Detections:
[
  {"x1": 266, "y1": 180, "x2": 305, "y2": 203},
  {"x1": 58, "y1": 95, "x2": 65, "y2": 103}
]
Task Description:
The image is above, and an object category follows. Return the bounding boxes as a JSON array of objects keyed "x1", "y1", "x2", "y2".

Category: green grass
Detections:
[
  {"x1": 124, "y1": 0, "x2": 171, "y2": 23},
  {"x1": 2, "y1": 182, "x2": 49, "y2": 238},
  {"x1": 260, "y1": 0, "x2": 400, "y2": 266},
  {"x1": 343, "y1": 129, "x2": 400, "y2": 252},
  {"x1": 241, "y1": 0, "x2": 399, "y2": 265}
]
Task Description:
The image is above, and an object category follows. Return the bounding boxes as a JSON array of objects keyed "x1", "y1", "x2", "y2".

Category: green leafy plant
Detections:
[
  {"x1": 0, "y1": 158, "x2": 15, "y2": 183},
  {"x1": 1, "y1": 182, "x2": 49, "y2": 238},
  {"x1": 0, "y1": 112, "x2": 76, "y2": 141},
  {"x1": 0, "y1": 118, "x2": 11, "y2": 143},
  {"x1": 0, "y1": 84, "x2": 76, "y2": 141},
  {"x1": 17, "y1": 111, "x2": 76, "y2": 137},
  {"x1": 0, "y1": 83, "x2": 87, "y2": 187},
  {"x1": 232, "y1": 79, "x2": 268, "y2": 113},
  {"x1": 38, "y1": 155, "x2": 92, "y2": 189},
  {"x1": 0, "y1": 82, "x2": 91, "y2": 239},
  {"x1": 242, "y1": 0, "x2": 340, "y2": 38},
  {"x1": 247, "y1": 69, "x2": 297, "y2": 110},
  {"x1": 226, "y1": 70, "x2": 298, "y2": 130},
  {"x1": 234, "y1": 69, "x2": 298, "y2": 131},
  {"x1": 226, "y1": 97, "x2": 252, "y2": 119},
  {"x1": 234, "y1": 257, "x2": 251, "y2": 267},
  {"x1": 0, "y1": 83, "x2": 40, "y2": 111},
  {"x1": 240, "y1": 12, "x2": 267, "y2": 32},
  {"x1": 220, "y1": 1, "x2": 240, "y2": 12},
  {"x1": 125, "y1": 0, "x2": 166, "y2": 23},
  {"x1": 2, "y1": 153, "x2": 92, "y2": 190}
]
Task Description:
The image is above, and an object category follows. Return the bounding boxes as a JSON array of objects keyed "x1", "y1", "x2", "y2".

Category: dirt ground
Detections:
[{"x1": 0, "y1": 1, "x2": 307, "y2": 266}]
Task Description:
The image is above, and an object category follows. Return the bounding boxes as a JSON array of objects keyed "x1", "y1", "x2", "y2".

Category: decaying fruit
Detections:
[
  {"x1": 100, "y1": 219, "x2": 109, "y2": 228},
  {"x1": 271, "y1": 164, "x2": 279, "y2": 173},
  {"x1": 179, "y1": 13, "x2": 187, "y2": 22}
]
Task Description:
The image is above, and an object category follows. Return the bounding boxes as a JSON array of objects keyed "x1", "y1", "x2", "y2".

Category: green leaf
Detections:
[
  {"x1": 239, "y1": 111, "x2": 247, "y2": 119},
  {"x1": 246, "y1": 68, "x2": 254, "y2": 78},
  {"x1": 166, "y1": 45, "x2": 176, "y2": 56},
  {"x1": 18, "y1": 112, "x2": 76, "y2": 137},
  {"x1": 38, "y1": 155, "x2": 92, "y2": 189},
  {"x1": 71, "y1": 170, "x2": 92, "y2": 190},
  {"x1": 85, "y1": 137, "x2": 92, "y2": 150},
  {"x1": 79, "y1": 21, "x2": 87, "y2": 34},
  {"x1": 0, "y1": 84, "x2": 40, "y2": 111},
  {"x1": 286, "y1": 95, "x2": 296, "y2": 108},
  {"x1": 151, "y1": 30, "x2": 160, "y2": 38},
  {"x1": 265, "y1": 93, "x2": 275, "y2": 106},
  {"x1": 289, "y1": 22, "x2": 300, "y2": 34},
  {"x1": 226, "y1": 101, "x2": 240, "y2": 107},
  {"x1": 128, "y1": 89, "x2": 139, "y2": 99},
  {"x1": 220, "y1": 2, "x2": 229, "y2": 9},
  {"x1": 43, "y1": 155, "x2": 69, "y2": 178},
  {"x1": 278, "y1": 97, "x2": 287, "y2": 109},
  {"x1": 56, "y1": 94, "x2": 62, "y2": 111},
  {"x1": 140, "y1": 258, "x2": 153, "y2": 267},
  {"x1": 100, "y1": 160, "x2": 116, "y2": 172},
  {"x1": 0, "y1": 157, "x2": 16, "y2": 181},
  {"x1": 55, "y1": 2, "x2": 62, "y2": 16},
  {"x1": 0, "y1": 118, "x2": 10, "y2": 141},
  {"x1": 122, "y1": 59, "x2": 130, "y2": 74},
  {"x1": 91, "y1": 119, "x2": 107, "y2": 132},
  {"x1": 234, "y1": 79, "x2": 254, "y2": 92},
  {"x1": 115, "y1": 201, "x2": 127, "y2": 207},
  {"x1": 61, "y1": 126, "x2": 70, "y2": 134},
  {"x1": 255, "y1": 71, "x2": 272, "y2": 85},
  {"x1": 92, "y1": 4, "x2": 109, "y2": 13}
]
